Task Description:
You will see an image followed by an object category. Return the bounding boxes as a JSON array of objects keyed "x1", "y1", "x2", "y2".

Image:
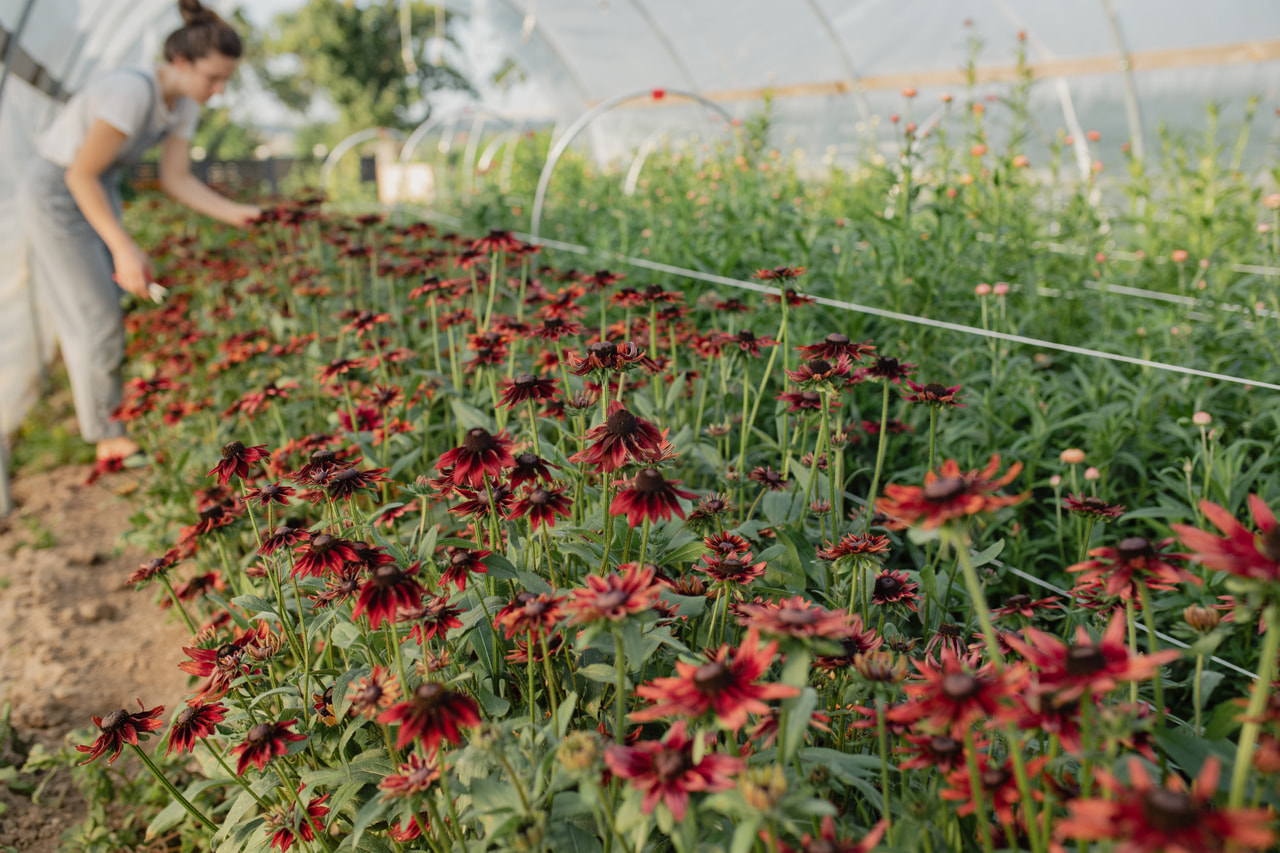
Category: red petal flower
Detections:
[
  {"x1": 604, "y1": 721, "x2": 743, "y2": 821},
  {"x1": 75, "y1": 700, "x2": 165, "y2": 765}
]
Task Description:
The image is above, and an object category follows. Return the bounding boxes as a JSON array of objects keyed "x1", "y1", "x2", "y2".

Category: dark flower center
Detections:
[
  {"x1": 515, "y1": 452, "x2": 539, "y2": 468},
  {"x1": 703, "y1": 498, "x2": 726, "y2": 513},
  {"x1": 360, "y1": 683, "x2": 384, "y2": 704},
  {"x1": 941, "y1": 673, "x2": 981, "y2": 700},
  {"x1": 776, "y1": 607, "x2": 821, "y2": 626},
  {"x1": 312, "y1": 534, "x2": 334, "y2": 551},
  {"x1": 450, "y1": 551, "x2": 472, "y2": 568},
  {"x1": 874, "y1": 574, "x2": 904, "y2": 598},
  {"x1": 1141, "y1": 788, "x2": 1200, "y2": 832},
  {"x1": 589, "y1": 342, "x2": 617, "y2": 359},
  {"x1": 876, "y1": 357, "x2": 900, "y2": 373},
  {"x1": 247, "y1": 723, "x2": 273, "y2": 744},
  {"x1": 1065, "y1": 644, "x2": 1107, "y2": 676},
  {"x1": 808, "y1": 359, "x2": 832, "y2": 375},
  {"x1": 413, "y1": 682, "x2": 444, "y2": 709},
  {"x1": 176, "y1": 706, "x2": 197, "y2": 725},
  {"x1": 524, "y1": 599, "x2": 549, "y2": 617},
  {"x1": 100, "y1": 709, "x2": 129, "y2": 731},
  {"x1": 632, "y1": 469, "x2": 667, "y2": 493},
  {"x1": 221, "y1": 441, "x2": 245, "y2": 460},
  {"x1": 981, "y1": 767, "x2": 1011, "y2": 790},
  {"x1": 529, "y1": 489, "x2": 552, "y2": 506},
  {"x1": 1004, "y1": 594, "x2": 1031, "y2": 609},
  {"x1": 310, "y1": 450, "x2": 336, "y2": 466},
  {"x1": 216, "y1": 643, "x2": 241, "y2": 663},
  {"x1": 651, "y1": 747, "x2": 690, "y2": 782},
  {"x1": 806, "y1": 842, "x2": 839, "y2": 853},
  {"x1": 514, "y1": 373, "x2": 538, "y2": 388},
  {"x1": 372, "y1": 564, "x2": 401, "y2": 586},
  {"x1": 737, "y1": 330, "x2": 757, "y2": 343},
  {"x1": 1261, "y1": 526, "x2": 1280, "y2": 562},
  {"x1": 333, "y1": 467, "x2": 361, "y2": 483},
  {"x1": 199, "y1": 505, "x2": 226, "y2": 523},
  {"x1": 693, "y1": 661, "x2": 735, "y2": 694},
  {"x1": 939, "y1": 623, "x2": 964, "y2": 638},
  {"x1": 923, "y1": 477, "x2": 967, "y2": 503},
  {"x1": 463, "y1": 428, "x2": 496, "y2": 453},
  {"x1": 593, "y1": 589, "x2": 631, "y2": 611},
  {"x1": 1117, "y1": 537, "x2": 1154, "y2": 561},
  {"x1": 924, "y1": 383, "x2": 948, "y2": 396},
  {"x1": 605, "y1": 408, "x2": 639, "y2": 436},
  {"x1": 931, "y1": 736, "x2": 962, "y2": 757},
  {"x1": 825, "y1": 333, "x2": 850, "y2": 345}
]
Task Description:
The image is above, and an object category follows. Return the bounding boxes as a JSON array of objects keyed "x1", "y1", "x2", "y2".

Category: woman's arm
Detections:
[
  {"x1": 158, "y1": 133, "x2": 260, "y2": 227},
  {"x1": 63, "y1": 118, "x2": 152, "y2": 298}
]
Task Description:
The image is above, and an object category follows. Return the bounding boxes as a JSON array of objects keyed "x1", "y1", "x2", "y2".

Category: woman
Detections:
[{"x1": 20, "y1": 0, "x2": 260, "y2": 463}]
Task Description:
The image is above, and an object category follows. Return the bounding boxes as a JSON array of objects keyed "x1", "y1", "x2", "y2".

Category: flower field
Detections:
[{"x1": 52, "y1": 88, "x2": 1280, "y2": 853}]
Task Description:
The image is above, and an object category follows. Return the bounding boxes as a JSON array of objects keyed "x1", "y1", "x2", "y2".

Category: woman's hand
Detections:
[
  {"x1": 230, "y1": 203, "x2": 262, "y2": 229},
  {"x1": 111, "y1": 241, "x2": 153, "y2": 299}
]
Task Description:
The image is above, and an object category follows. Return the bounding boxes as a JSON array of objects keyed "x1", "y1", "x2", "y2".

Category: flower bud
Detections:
[
  {"x1": 1192, "y1": 411, "x2": 1212, "y2": 427},
  {"x1": 740, "y1": 764, "x2": 788, "y2": 812},
  {"x1": 1183, "y1": 604, "x2": 1222, "y2": 633},
  {"x1": 558, "y1": 731, "x2": 601, "y2": 773},
  {"x1": 1059, "y1": 448, "x2": 1086, "y2": 465}
]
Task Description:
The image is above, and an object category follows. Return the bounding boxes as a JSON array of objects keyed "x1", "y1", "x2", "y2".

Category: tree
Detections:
[{"x1": 250, "y1": 0, "x2": 471, "y2": 140}]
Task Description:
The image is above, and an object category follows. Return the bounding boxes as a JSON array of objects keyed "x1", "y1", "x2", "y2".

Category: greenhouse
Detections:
[{"x1": 2, "y1": 1, "x2": 1280, "y2": 851}]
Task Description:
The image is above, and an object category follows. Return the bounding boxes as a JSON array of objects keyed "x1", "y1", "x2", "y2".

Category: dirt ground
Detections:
[{"x1": 0, "y1": 465, "x2": 189, "y2": 853}]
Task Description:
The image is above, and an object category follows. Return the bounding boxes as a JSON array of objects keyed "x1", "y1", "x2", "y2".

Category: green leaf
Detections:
[
  {"x1": 970, "y1": 538, "x2": 1005, "y2": 568},
  {"x1": 478, "y1": 688, "x2": 510, "y2": 717},
  {"x1": 577, "y1": 663, "x2": 619, "y2": 684},
  {"x1": 782, "y1": 687, "x2": 818, "y2": 762},
  {"x1": 344, "y1": 795, "x2": 390, "y2": 850},
  {"x1": 449, "y1": 397, "x2": 494, "y2": 431}
]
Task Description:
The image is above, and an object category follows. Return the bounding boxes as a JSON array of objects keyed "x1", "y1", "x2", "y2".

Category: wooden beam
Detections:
[{"x1": 606, "y1": 39, "x2": 1280, "y2": 108}]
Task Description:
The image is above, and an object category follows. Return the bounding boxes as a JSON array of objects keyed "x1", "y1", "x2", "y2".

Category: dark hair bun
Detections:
[{"x1": 178, "y1": 0, "x2": 214, "y2": 26}]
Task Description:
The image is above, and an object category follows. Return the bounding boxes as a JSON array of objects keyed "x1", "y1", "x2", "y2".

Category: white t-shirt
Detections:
[{"x1": 37, "y1": 66, "x2": 200, "y2": 167}]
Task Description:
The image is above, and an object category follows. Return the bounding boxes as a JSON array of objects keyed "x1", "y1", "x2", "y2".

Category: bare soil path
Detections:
[{"x1": 0, "y1": 466, "x2": 189, "y2": 853}]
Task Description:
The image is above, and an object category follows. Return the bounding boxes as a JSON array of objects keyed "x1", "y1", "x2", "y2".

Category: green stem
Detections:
[
  {"x1": 613, "y1": 630, "x2": 628, "y2": 742},
  {"x1": 1229, "y1": 602, "x2": 1280, "y2": 808},
  {"x1": 863, "y1": 381, "x2": 892, "y2": 532},
  {"x1": 130, "y1": 744, "x2": 217, "y2": 832},
  {"x1": 1136, "y1": 583, "x2": 1167, "y2": 728}
]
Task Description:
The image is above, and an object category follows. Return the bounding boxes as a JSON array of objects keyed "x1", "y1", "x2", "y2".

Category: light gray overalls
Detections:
[{"x1": 18, "y1": 70, "x2": 171, "y2": 442}]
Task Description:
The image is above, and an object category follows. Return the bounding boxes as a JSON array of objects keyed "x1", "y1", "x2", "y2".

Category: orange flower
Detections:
[{"x1": 876, "y1": 454, "x2": 1025, "y2": 529}]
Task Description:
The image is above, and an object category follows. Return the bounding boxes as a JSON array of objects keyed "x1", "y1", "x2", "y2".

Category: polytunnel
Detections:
[{"x1": 3, "y1": 0, "x2": 1280, "y2": 511}]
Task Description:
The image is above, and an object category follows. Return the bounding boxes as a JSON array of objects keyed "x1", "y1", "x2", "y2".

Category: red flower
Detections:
[
  {"x1": 748, "y1": 466, "x2": 791, "y2": 492},
  {"x1": 566, "y1": 563, "x2": 662, "y2": 624},
  {"x1": 1057, "y1": 757, "x2": 1275, "y2": 853},
  {"x1": 377, "y1": 682, "x2": 481, "y2": 752},
  {"x1": 379, "y1": 753, "x2": 441, "y2": 800},
  {"x1": 797, "y1": 333, "x2": 876, "y2": 362},
  {"x1": 507, "y1": 452, "x2": 560, "y2": 489},
  {"x1": 353, "y1": 563, "x2": 425, "y2": 629},
  {"x1": 1062, "y1": 493, "x2": 1125, "y2": 519},
  {"x1": 266, "y1": 789, "x2": 329, "y2": 852},
  {"x1": 898, "y1": 733, "x2": 970, "y2": 772},
  {"x1": 610, "y1": 468, "x2": 697, "y2": 526},
  {"x1": 75, "y1": 700, "x2": 165, "y2": 764},
  {"x1": 402, "y1": 595, "x2": 464, "y2": 644},
  {"x1": 1172, "y1": 495, "x2": 1280, "y2": 583},
  {"x1": 166, "y1": 701, "x2": 226, "y2": 755},
  {"x1": 700, "y1": 551, "x2": 768, "y2": 586},
  {"x1": 243, "y1": 481, "x2": 296, "y2": 507},
  {"x1": 902, "y1": 379, "x2": 967, "y2": 407},
  {"x1": 347, "y1": 666, "x2": 401, "y2": 719},
  {"x1": 292, "y1": 533, "x2": 361, "y2": 578},
  {"x1": 207, "y1": 441, "x2": 270, "y2": 485},
  {"x1": 435, "y1": 428, "x2": 516, "y2": 488},
  {"x1": 817, "y1": 533, "x2": 891, "y2": 562},
  {"x1": 876, "y1": 455, "x2": 1025, "y2": 530},
  {"x1": 776, "y1": 389, "x2": 841, "y2": 413},
  {"x1": 566, "y1": 340, "x2": 645, "y2": 376},
  {"x1": 507, "y1": 485, "x2": 574, "y2": 530},
  {"x1": 1003, "y1": 612, "x2": 1180, "y2": 704},
  {"x1": 784, "y1": 354, "x2": 853, "y2": 387},
  {"x1": 1069, "y1": 536, "x2": 1197, "y2": 600},
  {"x1": 991, "y1": 593, "x2": 1062, "y2": 620},
  {"x1": 440, "y1": 546, "x2": 490, "y2": 591},
  {"x1": 735, "y1": 596, "x2": 861, "y2": 642},
  {"x1": 498, "y1": 373, "x2": 559, "y2": 408},
  {"x1": 870, "y1": 569, "x2": 920, "y2": 611},
  {"x1": 231, "y1": 719, "x2": 306, "y2": 775},
  {"x1": 722, "y1": 328, "x2": 778, "y2": 357},
  {"x1": 631, "y1": 629, "x2": 798, "y2": 730},
  {"x1": 854, "y1": 354, "x2": 917, "y2": 384},
  {"x1": 570, "y1": 402, "x2": 664, "y2": 472},
  {"x1": 494, "y1": 591, "x2": 565, "y2": 640},
  {"x1": 604, "y1": 721, "x2": 743, "y2": 821},
  {"x1": 324, "y1": 464, "x2": 389, "y2": 501},
  {"x1": 753, "y1": 265, "x2": 806, "y2": 281},
  {"x1": 942, "y1": 752, "x2": 1046, "y2": 824},
  {"x1": 892, "y1": 650, "x2": 1026, "y2": 736}
]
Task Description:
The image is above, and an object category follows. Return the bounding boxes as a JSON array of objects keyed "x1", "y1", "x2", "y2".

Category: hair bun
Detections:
[{"x1": 178, "y1": 0, "x2": 214, "y2": 25}]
